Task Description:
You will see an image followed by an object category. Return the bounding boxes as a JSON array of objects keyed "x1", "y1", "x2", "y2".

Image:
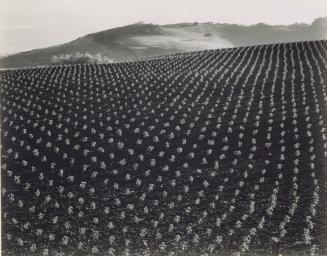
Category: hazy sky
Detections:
[{"x1": 1, "y1": 0, "x2": 327, "y2": 55}]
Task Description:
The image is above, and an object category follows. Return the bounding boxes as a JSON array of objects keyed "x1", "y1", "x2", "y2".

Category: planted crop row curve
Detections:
[{"x1": 1, "y1": 40, "x2": 327, "y2": 255}]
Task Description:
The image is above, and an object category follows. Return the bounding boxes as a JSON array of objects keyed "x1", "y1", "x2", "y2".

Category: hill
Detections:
[
  {"x1": 1, "y1": 40, "x2": 327, "y2": 255},
  {"x1": 0, "y1": 17, "x2": 327, "y2": 68}
]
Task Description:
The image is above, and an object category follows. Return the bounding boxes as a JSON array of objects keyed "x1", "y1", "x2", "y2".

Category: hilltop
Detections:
[{"x1": 0, "y1": 17, "x2": 326, "y2": 68}]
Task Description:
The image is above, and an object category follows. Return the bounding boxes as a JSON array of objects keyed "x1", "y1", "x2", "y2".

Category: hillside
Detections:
[
  {"x1": 0, "y1": 17, "x2": 327, "y2": 68},
  {"x1": 1, "y1": 40, "x2": 327, "y2": 255}
]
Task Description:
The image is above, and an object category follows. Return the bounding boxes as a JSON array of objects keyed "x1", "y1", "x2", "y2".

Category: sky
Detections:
[{"x1": 0, "y1": 0, "x2": 327, "y2": 55}]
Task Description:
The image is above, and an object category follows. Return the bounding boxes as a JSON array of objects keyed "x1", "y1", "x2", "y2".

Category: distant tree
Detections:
[
  {"x1": 204, "y1": 33, "x2": 213, "y2": 39},
  {"x1": 50, "y1": 55, "x2": 59, "y2": 64},
  {"x1": 50, "y1": 52, "x2": 113, "y2": 65}
]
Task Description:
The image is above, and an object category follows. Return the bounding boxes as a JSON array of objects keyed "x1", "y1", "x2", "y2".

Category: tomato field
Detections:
[{"x1": 1, "y1": 40, "x2": 327, "y2": 255}]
